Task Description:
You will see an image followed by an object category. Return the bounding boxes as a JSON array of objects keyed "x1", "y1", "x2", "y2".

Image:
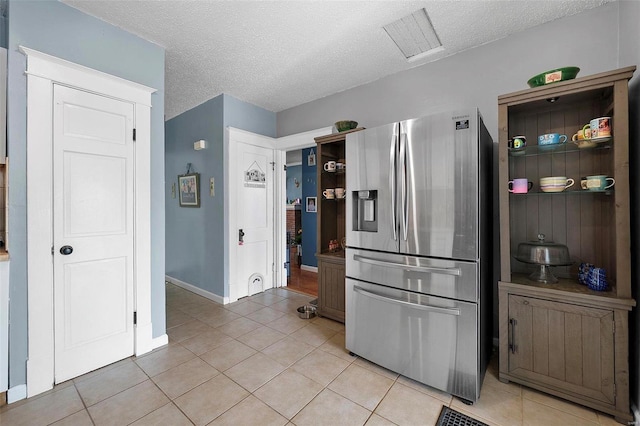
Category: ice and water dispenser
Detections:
[{"x1": 353, "y1": 190, "x2": 377, "y2": 232}]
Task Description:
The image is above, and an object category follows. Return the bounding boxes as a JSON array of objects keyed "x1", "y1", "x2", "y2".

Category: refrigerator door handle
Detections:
[
  {"x1": 353, "y1": 285, "x2": 461, "y2": 316},
  {"x1": 390, "y1": 124, "x2": 398, "y2": 241},
  {"x1": 399, "y1": 125, "x2": 408, "y2": 241},
  {"x1": 353, "y1": 254, "x2": 462, "y2": 276}
]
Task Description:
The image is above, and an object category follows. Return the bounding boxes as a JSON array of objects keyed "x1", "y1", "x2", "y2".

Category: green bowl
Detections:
[
  {"x1": 527, "y1": 67, "x2": 580, "y2": 88},
  {"x1": 335, "y1": 120, "x2": 358, "y2": 132}
]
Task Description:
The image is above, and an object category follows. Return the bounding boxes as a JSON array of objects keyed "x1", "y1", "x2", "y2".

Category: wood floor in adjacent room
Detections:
[{"x1": 287, "y1": 266, "x2": 317, "y2": 297}]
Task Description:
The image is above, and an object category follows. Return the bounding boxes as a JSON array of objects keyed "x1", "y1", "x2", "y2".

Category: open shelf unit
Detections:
[{"x1": 497, "y1": 67, "x2": 636, "y2": 423}]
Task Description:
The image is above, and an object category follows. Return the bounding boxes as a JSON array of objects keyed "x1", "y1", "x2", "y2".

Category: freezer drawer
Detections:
[
  {"x1": 345, "y1": 279, "x2": 480, "y2": 402},
  {"x1": 346, "y1": 248, "x2": 479, "y2": 302}
]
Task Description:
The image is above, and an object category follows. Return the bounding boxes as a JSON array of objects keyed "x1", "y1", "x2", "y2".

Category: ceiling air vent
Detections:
[{"x1": 383, "y1": 8, "x2": 443, "y2": 62}]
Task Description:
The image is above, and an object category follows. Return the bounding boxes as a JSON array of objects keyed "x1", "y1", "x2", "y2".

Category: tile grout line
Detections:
[
  {"x1": 128, "y1": 366, "x2": 196, "y2": 426},
  {"x1": 190, "y1": 290, "x2": 336, "y2": 425}
]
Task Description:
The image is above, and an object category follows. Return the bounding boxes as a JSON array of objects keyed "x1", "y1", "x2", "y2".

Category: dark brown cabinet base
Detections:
[{"x1": 316, "y1": 254, "x2": 345, "y2": 323}]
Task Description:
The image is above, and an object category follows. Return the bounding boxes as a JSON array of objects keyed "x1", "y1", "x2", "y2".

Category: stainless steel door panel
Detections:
[
  {"x1": 346, "y1": 248, "x2": 478, "y2": 302},
  {"x1": 346, "y1": 124, "x2": 399, "y2": 253},
  {"x1": 346, "y1": 279, "x2": 480, "y2": 401},
  {"x1": 401, "y1": 110, "x2": 479, "y2": 260}
]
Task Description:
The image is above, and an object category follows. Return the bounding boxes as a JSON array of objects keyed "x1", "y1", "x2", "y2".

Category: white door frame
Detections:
[
  {"x1": 21, "y1": 46, "x2": 158, "y2": 397},
  {"x1": 274, "y1": 127, "x2": 332, "y2": 285}
]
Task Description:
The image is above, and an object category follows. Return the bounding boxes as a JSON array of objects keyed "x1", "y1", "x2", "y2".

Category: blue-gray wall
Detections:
[
  {"x1": 165, "y1": 94, "x2": 275, "y2": 299},
  {"x1": 301, "y1": 148, "x2": 317, "y2": 267},
  {"x1": 222, "y1": 94, "x2": 276, "y2": 137},
  {"x1": 286, "y1": 164, "x2": 302, "y2": 204},
  {"x1": 165, "y1": 95, "x2": 224, "y2": 295},
  {"x1": 7, "y1": 0, "x2": 165, "y2": 388}
]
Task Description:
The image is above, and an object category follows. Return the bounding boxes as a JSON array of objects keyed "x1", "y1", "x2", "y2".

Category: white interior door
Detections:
[
  {"x1": 235, "y1": 142, "x2": 274, "y2": 299},
  {"x1": 53, "y1": 85, "x2": 135, "y2": 383}
]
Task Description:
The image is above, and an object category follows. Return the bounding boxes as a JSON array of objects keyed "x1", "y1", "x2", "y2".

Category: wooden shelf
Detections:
[
  {"x1": 509, "y1": 190, "x2": 612, "y2": 196},
  {"x1": 506, "y1": 274, "x2": 635, "y2": 308},
  {"x1": 509, "y1": 140, "x2": 611, "y2": 157}
]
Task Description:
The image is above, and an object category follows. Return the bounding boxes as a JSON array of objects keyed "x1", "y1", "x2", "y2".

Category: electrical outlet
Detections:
[{"x1": 210, "y1": 177, "x2": 215, "y2": 196}]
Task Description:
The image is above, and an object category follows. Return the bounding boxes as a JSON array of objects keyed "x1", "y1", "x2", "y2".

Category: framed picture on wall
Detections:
[
  {"x1": 306, "y1": 197, "x2": 317, "y2": 213},
  {"x1": 307, "y1": 150, "x2": 316, "y2": 166},
  {"x1": 178, "y1": 173, "x2": 200, "y2": 207}
]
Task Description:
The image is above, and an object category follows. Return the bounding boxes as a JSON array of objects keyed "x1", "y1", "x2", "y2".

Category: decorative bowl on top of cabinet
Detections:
[
  {"x1": 314, "y1": 128, "x2": 363, "y2": 323},
  {"x1": 497, "y1": 66, "x2": 636, "y2": 423}
]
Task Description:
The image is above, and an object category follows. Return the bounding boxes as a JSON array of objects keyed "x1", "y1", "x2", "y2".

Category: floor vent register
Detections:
[{"x1": 436, "y1": 406, "x2": 488, "y2": 426}]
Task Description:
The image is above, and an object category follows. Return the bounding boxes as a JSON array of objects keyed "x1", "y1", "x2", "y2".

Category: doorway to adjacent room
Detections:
[{"x1": 285, "y1": 148, "x2": 317, "y2": 297}]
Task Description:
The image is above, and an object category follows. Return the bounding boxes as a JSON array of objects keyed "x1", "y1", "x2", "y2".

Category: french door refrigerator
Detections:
[{"x1": 345, "y1": 109, "x2": 493, "y2": 403}]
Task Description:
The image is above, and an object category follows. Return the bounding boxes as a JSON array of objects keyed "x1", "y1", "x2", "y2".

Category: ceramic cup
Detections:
[
  {"x1": 508, "y1": 136, "x2": 526, "y2": 149},
  {"x1": 580, "y1": 177, "x2": 588, "y2": 190},
  {"x1": 539, "y1": 176, "x2": 574, "y2": 193},
  {"x1": 572, "y1": 124, "x2": 592, "y2": 141},
  {"x1": 335, "y1": 188, "x2": 345, "y2": 198},
  {"x1": 324, "y1": 161, "x2": 336, "y2": 172},
  {"x1": 585, "y1": 175, "x2": 615, "y2": 191},
  {"x1": 587, "y1": 267, "x2": 608, "y2": 292},
  {"x1": 538, "y1": 133, "x2": 568, "y2": 146},
  {"x1": 508, "y1": 178, "x2": 533, "y2": 194},
  {"x1": 322, "y1": 188, "x2": 335, "y2": 199},
  {"x1": 336, "y1": 162, "x2": 345, "y2": 171},
  {"x1": 590, "y1": 117, "x2": 611, "y2": 139}
]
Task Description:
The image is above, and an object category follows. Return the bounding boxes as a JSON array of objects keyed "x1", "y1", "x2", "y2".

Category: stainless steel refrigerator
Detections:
[{"x1": 345, "y1": 108, "x2": 492, "y2": 403}]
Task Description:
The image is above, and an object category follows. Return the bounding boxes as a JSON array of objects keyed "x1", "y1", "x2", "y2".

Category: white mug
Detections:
[
  {"x1": 335, "y1": 188, "x2": 345, "y2": 198},
  {"x1": 324, "y1": 161, "x2": 336, "y2": 172},
  {"x1": 322, "y1": 188, "x2": 335, "y2": 199}
]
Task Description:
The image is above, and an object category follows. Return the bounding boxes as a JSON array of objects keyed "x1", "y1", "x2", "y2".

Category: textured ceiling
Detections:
[{"x1": 63, "y1": 0, "x2": 611, "y2": 120}]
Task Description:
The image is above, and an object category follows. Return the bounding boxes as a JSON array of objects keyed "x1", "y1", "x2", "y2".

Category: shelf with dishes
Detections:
[
  {"x1": 322, "y1": 169, "x2": 346, "y2": 175},
  {"x1": 321, "y1": 159, "x2": 346, "y2": 174},
  {"x1": 321, "y1": 187, "x2": 346, "y2": 200},
  {"x1": 509, "y1": 189, "x2": 613, "y2": 196},
  {"x1": 507, "y1": 273, "x2": 629, "y2": 304},
  {"x1": 508, "y1": 138, "x2": 612, "y2": 157},
  {"x1": 508, "y1": 175, "x2": 615, "y2": 195}
]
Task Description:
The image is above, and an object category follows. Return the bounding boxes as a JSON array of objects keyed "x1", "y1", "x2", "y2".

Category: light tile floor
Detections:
[{"x1": 0, "y1": 283, "x2": 626, "y2": 425}]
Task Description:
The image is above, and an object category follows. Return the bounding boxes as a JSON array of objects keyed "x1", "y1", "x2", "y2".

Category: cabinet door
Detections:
[
  {"x1": 318, "y1": 259, "x2": 345, "y2": 323},
  {"x1": 508, "y1": 295, "x2": 614, "y2": 404}
]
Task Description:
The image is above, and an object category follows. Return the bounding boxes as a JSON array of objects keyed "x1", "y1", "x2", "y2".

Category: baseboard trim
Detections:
[
  {"x1": 7, "y1": 384, "x2": 27, "y2": 403},
  {"x1": 165, "y1": 275, "x2": 227, "y2": 304},
  {"x1": 631, "y1": 402, "x2": 640, "y2": 425},
  {"x1": 150, "y1": 334, "x2": 168, "y2": 350},
  {"x1": 300, "y1": 265, "x2": 318, "y2": 273}
]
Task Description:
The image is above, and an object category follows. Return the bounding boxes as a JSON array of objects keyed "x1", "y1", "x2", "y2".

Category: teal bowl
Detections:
[{"x1": 527, "y1": 67, "x2": 580, "y2": 88}]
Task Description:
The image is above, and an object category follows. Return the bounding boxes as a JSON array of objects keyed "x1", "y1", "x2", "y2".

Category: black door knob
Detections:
[{"x1": 60, "y1": 245, "x2": 73, "y2": 255}]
